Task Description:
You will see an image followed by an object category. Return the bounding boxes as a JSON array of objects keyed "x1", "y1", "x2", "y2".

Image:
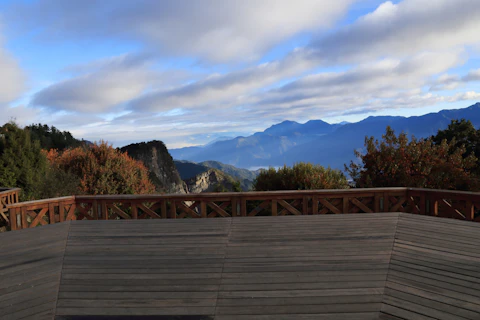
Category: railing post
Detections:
[
  {"x1": 374, "y1": 193, "x2": 381, "y2": 212},
  {"x1": 131, "y1": 202, "x2": 138, "y2": 219},
  {"x1": 48, "y1": 203, "x2": 55, "y2": 224},
  {"x1": 343, "y1": 197, "x2": 349, "y2": 213},
  {"x1": 241, "y1": 198, "x2": 247, "y2": 217},
  {"x1": 161, "y1": 200, "x2": 167, "y2": 219},
  {"x1": 466, "y1": 201, "x2": 474, "y2": 221},
  {"x1": 302, "y1": 196, "x2": 308, "y2": 215},
  {"x1": 59, "y1": 202, "x2": 65, "y2": 222},
  {"x1": 383, "y1": 193, "x2": 389, "y2": 212},
  {"x1": 272, "y1": 200, "x2": 277, "y2": 216},
  {"x1": 92, "y1": 200, "x2": 98, "y2": 219},
  {"x1": 101, "y1": 201, "x2": 108, "y2": 220},
  {"x1": 9, "y1": 207, "x2": 17, "y2": 230},
  {"x1": 231, "y1": 197, "x2": 238, "y2": 217},
  {"x1": 21, "y1": 206, "x2": 27, "y2": 229},
  {"x1": 312, "y1": 196, "x2": 318, "y2": 215}
]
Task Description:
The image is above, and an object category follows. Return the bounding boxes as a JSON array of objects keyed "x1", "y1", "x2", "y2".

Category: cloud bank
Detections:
[{"x1": 2, "y1": 0, "x2": 480, "y2": 148}]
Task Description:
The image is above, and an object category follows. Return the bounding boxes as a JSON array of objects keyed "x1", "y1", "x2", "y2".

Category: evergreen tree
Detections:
[
  {"x1": 27, "y1": 123, "x2": 83, "y2": 151},
  {"x1": 0, "y1": 122, "x2": 49, "y2": 200},
  {"x1": 431, "y1": 119, "x2": 480, "y2": 174}
]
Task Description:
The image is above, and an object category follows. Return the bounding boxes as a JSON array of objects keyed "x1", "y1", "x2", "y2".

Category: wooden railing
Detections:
[
  {"x1": 8, "y1": 196, "x2": 76, "y2": 230},
  {"x1": 5, "y1": 187, "x2": 480, "y2": 230},
  {"x1": 407, "y1": 188, "x2": 480, "y2": 221},
  {"x1": 0, "y1": 187, "x2": 20, "y2": 226}
]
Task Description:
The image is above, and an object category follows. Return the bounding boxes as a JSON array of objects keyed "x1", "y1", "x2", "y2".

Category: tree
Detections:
[
  {"x1": 0, "y1": 122, "x2": 49, "y2": 200},
  {"x1": 254, "y1": 162, "x2": 349, "y2": 191},
  {"x1": 431, "y1": 119, "x2": 480, "y2": 174},
  {"x1": 46, "y1": 141, "x2": 155, "y2": 195},
  {"x1": 346, "y1": 126, "x2": 479, "y2": 191},
  {"x1": 27, "y1": 123, "x2": 84, "y2": 151}
]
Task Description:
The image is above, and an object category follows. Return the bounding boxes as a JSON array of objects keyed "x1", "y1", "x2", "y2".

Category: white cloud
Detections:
[
  {"x1": 0, "y1": 105, "x2": 41, "y2": 125},
  {"x1": 128, "y1": 50, "x2": 315, "y2": 112},
  {"x1": 31, "y1": 54, "x2": 158, "y2": 113},
  {"x1": 7, "y1": 0, "x2": 480, "y2": 148},
  {"x1": 463, "y1": 69, "x2": 480, "y2": 82},
  {"x1": 242, "y1": 52, "x2": 461, "y2": 114},
  {"x1": 10, "y1": 0, "x2": 353, "y2": 63},
  {"x1": 0, "y1": 29, "x2": 25, "y2": 104},
  {"x1": 431, "y1": 68, "x2": 480, "y2": 91},
  {"x1": 309, "y1": 0, "x2": 480, "y2": 63}
]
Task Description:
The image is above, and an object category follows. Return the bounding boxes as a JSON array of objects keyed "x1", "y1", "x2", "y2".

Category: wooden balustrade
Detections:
[
  {"x1": 406, "y1": 188, "x2": 480, "y2": 221},
  {"x1": 8, "y1": 196, "x2": 76, "y2": 230},
  {"x1": 0, "y1": 187, "x2": 20, "y2": 226},
  {"x1": 5, "y1": 187, "x2": 480, "y2": 230}
]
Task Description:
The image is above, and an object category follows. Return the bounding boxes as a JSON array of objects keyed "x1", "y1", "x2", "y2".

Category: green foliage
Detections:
[
  {"x1": 232, "y1": 180, "x2": 242, "y2": 192},
  {"x1": 431, "y1": 119, "x2": 480, "y2": 174},
  {"x1": 213, "y1": 177, "x2": 242, "y2": 192},
  {"x1": 253, "y1": 162, "x2": 349, "y2": 191},
  {"x1": 347, "y1": 126, "x2": 479, "y2": 191},
  {"x1": 27, "y1": 123, "x2": 84, "y2": 151},
  {"x1": 36, "y1": 166, "x2": 81, "y2": 199},
  {"x1": 0, "y1": 122, "x2": 49, "y2": 200}
]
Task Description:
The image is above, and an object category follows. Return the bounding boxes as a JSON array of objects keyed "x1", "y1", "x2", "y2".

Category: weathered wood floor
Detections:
[{"x1": 1, "y1": 213, "x2": 479, "y2": 319}]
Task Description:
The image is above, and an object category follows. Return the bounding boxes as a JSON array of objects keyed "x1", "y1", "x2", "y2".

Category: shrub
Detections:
[
  {"x1": 46, "y1": 141, "x2": 155, "y2": 195},
  {"x1": 253, "y1": 162, "x2": 349, "y2": 191},
  {"x1": 346, "y1": 126, "x2": 479, "y2": 191}
]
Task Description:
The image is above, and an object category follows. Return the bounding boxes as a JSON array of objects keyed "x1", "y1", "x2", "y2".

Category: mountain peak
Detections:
[{"x1": 263, "y1": 120, "x2": 301, "y2": 135}]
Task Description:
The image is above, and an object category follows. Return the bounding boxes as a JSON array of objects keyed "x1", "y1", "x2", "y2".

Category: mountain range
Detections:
[{"x1": 170, "y1": 102, "x2": 480, "y2": 170}]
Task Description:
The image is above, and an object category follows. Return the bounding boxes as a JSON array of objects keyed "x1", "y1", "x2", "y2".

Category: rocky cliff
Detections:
[
  {"x1": 185, "y1": 169, "x2": 240, "y2": 193},
  {"x1": 121, "y1": 140, "x2": 187, "y2": 194},
  {"x1": 174, "y1": 160, "x2": 255, "y2": 191}
]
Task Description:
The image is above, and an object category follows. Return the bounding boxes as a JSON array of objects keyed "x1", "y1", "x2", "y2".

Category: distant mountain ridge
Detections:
[{"x1": 170, "y1": 102, "x2": 480, "y2": 170}]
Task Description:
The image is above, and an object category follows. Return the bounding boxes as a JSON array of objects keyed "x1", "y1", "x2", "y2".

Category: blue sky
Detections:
[{"x1": 0, "y1": 0, "x2": 479, "y2": 148}]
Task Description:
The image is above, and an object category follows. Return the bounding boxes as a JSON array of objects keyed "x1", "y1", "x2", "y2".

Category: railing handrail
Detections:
[
  {"x1": 74, "y1": 187, "x2": 408, "y2": 201},
  {"x1": 5, "y1": 187, "x2": 480, "y2": 230},
  {"x1": 0, "y1": 187, "x2": 21, "y2": 194},
  {"x1": 407, "y1": 187, "x2": 480, "y2": 197},
  {"x1": 7, "y1": 196, "x2": 75, "y2": 209}
]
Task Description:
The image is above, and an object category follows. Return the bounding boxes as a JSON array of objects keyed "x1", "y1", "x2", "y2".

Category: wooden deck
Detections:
[{"x1": 1, "y1": 213, "x2": 479, "y2": 319}]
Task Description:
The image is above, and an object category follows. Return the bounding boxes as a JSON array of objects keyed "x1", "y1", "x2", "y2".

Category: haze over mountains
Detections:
[{"x1": 171, "y1": 102, "x2": 480, "y2": 170}]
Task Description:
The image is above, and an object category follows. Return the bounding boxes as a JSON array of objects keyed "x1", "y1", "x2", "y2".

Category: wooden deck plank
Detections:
[
  {"x1": 381, "y1": 295, "x2": 467, "y2": 320},
  {"x1": 386, "y1": 281, "x2": 480, "y2": 313},
  {"x1": 215, "y1": 314, "x2": 380, "y2": 320},
  {"x1": 385, "y1": 288, "x2": 479, "y2": 319},
  {"x1": 1, "y1": 213, "x2": 480, "y2": 319}
]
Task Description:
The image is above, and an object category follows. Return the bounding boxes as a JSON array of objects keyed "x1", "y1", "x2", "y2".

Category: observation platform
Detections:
[{"x1": 1, "y1": 212, "x2": 480, "y2": 319}]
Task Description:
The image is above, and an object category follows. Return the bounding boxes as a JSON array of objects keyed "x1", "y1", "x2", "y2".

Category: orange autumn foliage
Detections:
[{"x1": 46, "y1": 141, "x2": 155, "y2": 195}]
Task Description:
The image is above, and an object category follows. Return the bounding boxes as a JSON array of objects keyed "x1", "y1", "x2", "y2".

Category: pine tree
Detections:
[{"x1": 0, "y1": 122, "x2": 49, "y2": 200}]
